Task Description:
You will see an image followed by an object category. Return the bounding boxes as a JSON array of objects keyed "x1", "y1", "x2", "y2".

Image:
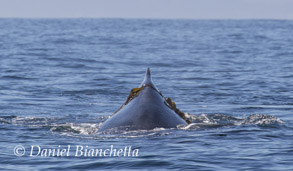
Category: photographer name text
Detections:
[{"x1": 14, "y1": 145, "x2": 139, "y2": 157}]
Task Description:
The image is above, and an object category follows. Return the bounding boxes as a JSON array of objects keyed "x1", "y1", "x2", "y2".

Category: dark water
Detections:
[{"x1": 0, "y1": 19, "x2": 292, "y2": 170}]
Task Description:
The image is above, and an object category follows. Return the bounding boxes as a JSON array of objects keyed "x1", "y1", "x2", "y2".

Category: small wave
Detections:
[
  {"x1": 0, "y1": 113, "x2": 285, "y2": 138},
  {"x1": 2, "y1": 75, "x2": 36, "y2": 80},
  {"x1": 179, "y1": 113, "x2": 284, "y2": 130},
  {"x1": 241, "y1": 114, "x2": 284, "y2": 125},
  {"x1": 50, "y1": 123, "x2": 100, "y2": 135},
  {"x1": 187, "y1": 113, "x2": 241, "y2": 125},
  {"x1": 96, "y1": 127, "x2": 171, "y2": 138},
  {"x1": 8, "y1": 116, "x2": 56, "y2": 127}
]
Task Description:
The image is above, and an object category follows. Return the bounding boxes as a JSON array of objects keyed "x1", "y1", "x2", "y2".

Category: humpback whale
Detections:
[{"x1": 99, "y1": 68, "x2": 190, "y2": 132}]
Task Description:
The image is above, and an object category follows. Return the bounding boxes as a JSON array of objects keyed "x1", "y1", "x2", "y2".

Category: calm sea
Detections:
[{"x1": 0, "y1": 19, "x2": 292, "y2": 170}]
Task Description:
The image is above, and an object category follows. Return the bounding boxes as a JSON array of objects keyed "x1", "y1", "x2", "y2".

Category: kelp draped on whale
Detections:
[{"x1": 99, "y1": 68, "x2": 190, "y2": 132}]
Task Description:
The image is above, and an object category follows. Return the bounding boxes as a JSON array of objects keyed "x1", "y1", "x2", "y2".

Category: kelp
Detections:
[
  {"x1": 165, "y1": 97, "x2": 191, "y2": 124},
  {"x1": 112, "y1": 86, "x2": 146, "y2": 115},
  {"x1": 112, "y1": 85, "x2": 191, "y2": 124}
]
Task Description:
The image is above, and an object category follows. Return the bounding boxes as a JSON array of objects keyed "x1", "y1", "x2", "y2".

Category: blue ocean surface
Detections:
[{"x1": 0, "y1": 19, "x2": 292, "y2": 170}]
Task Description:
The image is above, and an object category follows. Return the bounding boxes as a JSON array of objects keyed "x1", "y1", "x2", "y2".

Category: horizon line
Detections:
[{"x1": 0, "y1": 17, "x2": 292, "y2": 21}]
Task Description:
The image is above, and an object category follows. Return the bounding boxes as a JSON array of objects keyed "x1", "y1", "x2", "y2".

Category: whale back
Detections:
[{"x1": 98, "y1": 68, "x2": 188, "y2": 132}]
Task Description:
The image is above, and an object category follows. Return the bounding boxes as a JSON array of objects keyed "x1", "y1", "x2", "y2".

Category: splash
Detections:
[{"x1": 0, "y1": 113, "x2": 285, "y2": 138}]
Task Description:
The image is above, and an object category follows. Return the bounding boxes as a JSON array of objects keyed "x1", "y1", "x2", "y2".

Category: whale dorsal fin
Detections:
[{"x1": 140, "y1": 68, "x2": 157, "y2": 89}]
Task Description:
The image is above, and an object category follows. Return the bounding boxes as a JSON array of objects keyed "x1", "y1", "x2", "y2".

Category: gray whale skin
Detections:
[{"x1": 99, "y1": 68, "x2": 188, "y2": 132}]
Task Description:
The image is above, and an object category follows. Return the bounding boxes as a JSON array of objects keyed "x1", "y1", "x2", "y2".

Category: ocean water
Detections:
[{"x1": 0, "y1": 19, "x2": 292, "y2": 170}]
